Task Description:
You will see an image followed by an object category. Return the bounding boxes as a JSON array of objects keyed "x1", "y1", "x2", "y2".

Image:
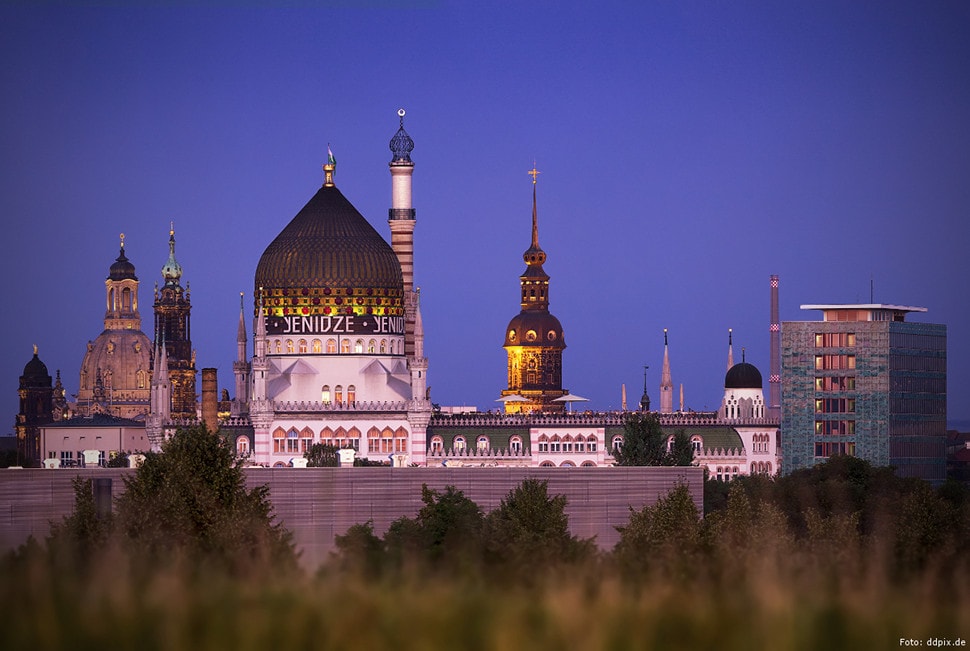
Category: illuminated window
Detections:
[
  {"x1": 454, "y1": 436, "x2": 466, "y2": 451},
  {"x1": 477, "y1": 436, "x2": 489, "y2": 451},
  {"x1": 430, "y1": 436, "x2": 443, "y2": 452},
  {"x1": 321, "y1": 385, "x2": 331, "y2": 403},
  {"x1": 355, "y1": 340, "x2": 364, "y2": 354},
  {"x1": 299, "y1": 339, "x2": 308, "y2": 353},
  {"x1": 326, "y1": 339, "x2": 336, "y2": 353},
  {"x1": 368, "y1": 339, "x2": 376, "y2": 354},
  {"x1": 347, "y1": 385, "x2": 356, "y2": 404},
  {"x1": 335, "y1": 385, "x2": 343, "y2": 405},
  {"x1": 312, "y1": 339, "x2": 322, "y2": 354},
  {"x1": 236, "y1": 437, "x2": 249, "y2": 456},
  {"x1": 510, "y1": 435, "x2": 523, "y2": 453},
  {"x1": 340, "y1": 339, "x2": 351, "y2": 354},
  {"x1": 380, "y1": 339, "x2": 387, "y2": 354},
  {"x1": 286, "y1": 340, "x2": 294, "y2": 354}
]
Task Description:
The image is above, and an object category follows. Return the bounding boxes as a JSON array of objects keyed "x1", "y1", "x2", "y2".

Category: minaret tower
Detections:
[
  {"x1": 249, "y1": 290, "x2": 273, "y2": 464},
  {"x1": 727, "y1": 328, "x2": 734, "y2": 371},
  {"x1": 231, "y1": 292, "x2": 250, "y2": 417},
  {"x1": 407, "y1": 289, "x2": 432, "y2": 465},
  {"x1": 660, "y1": 328, "x2": 673, "y2": 413},
  {"x1": 388, "y1": 109, "x2": 418, "y2": 357},
  {"x1": 639, "y1": 365, "x2": 651, "y2": 412},
  {"x1": 153, "y1": 223, "x2": 196, "y2": 420},
  {"x1": 147, "y1": 335, "x2": 171, "y2": 449},
  {"x1": 501, "y1": 166, "x2": 567, "y2": 414}
]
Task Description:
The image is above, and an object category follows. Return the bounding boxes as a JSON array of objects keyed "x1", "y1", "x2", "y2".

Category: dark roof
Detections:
[
  {"x1": 45, "y1": 413, "x2": 144, "y2": 428},
  {"x1": 255, "y1": 184, "x2": 403, "y2": 292},
  {"x1": 725, "y1": 362, "x2": 763, "y2": 389},
  {"x1": 21, "y1": 353, "x2": 50, "y2": 382},
  {"x1": 504, "y1": 310, "x2": 566, "y2": 348},
  {"x1": 108, "y1": 247, "x2": 137, "y2": 281}
]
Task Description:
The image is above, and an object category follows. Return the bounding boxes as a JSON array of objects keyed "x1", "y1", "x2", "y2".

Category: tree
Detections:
[
  {"x1": 113, "y1": 424, "x2": 296, "y2": 575},
  {"x1": 304, "y1": 442, "x2": 338, "y2": 467},
  {"x1": 613, "y1": 412, "x2": 692, "y2": 466},
  {"x1": 482, "y1": 478, "x2": 593, "y2": 575},
  {"x1": 613, "y1": 483, "x2": 702, "y2": 578},
  {"x1": 383, "y1": 484, "x2": 483, "y2": 572}
]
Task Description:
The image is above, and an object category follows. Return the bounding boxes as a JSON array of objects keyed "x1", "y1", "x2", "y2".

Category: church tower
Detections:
[
  {"x1": 78, "y1": 235, "x2": 152, "y2": 419},
  {"x1": 15, "y1": 346, "x2": 53, "y2": 466},
  {"x1": 153, "y1": 224, "x2": 196, "y2": 420},
  {"x1": 501, "y1": 167, "x2": 567, "y2": 414}
]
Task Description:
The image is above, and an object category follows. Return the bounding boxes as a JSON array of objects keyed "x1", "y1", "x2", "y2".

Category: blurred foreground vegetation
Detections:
[{"x1": 2, "y1": 427, "x2": 969, "y2": 650}]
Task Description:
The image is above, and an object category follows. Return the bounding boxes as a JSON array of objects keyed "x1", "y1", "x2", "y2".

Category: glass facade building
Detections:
[{"x1": 781, "y1": 305, "x2": 946, "y2": 482}]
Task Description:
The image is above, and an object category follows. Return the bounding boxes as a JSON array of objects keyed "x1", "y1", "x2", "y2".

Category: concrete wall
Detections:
[{"x1": 0, "y1": 466, "x2": 702, "y2": 569}]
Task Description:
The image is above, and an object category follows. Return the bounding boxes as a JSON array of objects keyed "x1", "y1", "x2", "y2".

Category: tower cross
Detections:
[{"x1": 528, "y1": 165, "x2": 540, "y2": 185}]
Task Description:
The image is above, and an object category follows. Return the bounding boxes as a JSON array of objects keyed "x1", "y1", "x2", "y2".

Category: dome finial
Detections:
[
  {"x1": 323, "y1": 145, "x2": 336, "y2": 187},
  {"x1": 120, "y1": 233, "x2": 125, "y2": 250},
  {"x1": 389, "y1": 109, "x2": 414, "y2": 164}
]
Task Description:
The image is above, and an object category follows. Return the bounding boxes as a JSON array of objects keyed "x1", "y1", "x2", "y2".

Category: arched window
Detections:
[
  {"x1": 612, "y1": 435, "x2": 623, "y2": 451},
  {"x1": 274, "y1": 340, "x2": 282, "y2": 354},
  {"x1": 236, "y1": 436, "x2": 249, "y2": 457},
  {"x1": 367, "y1": 427, "x2": 381, "y2": 454},
  {"x1": 354, "y1": 339, "x2": 364, "y2": 354},
  {"x1": 453, "y1": 436, "x2": 466, "y2": 451},
  {"x1": 298, "y1": 339, "x2": 308, "y2": 353},
  {"x1": 122, "y1": 287, "x2": 132, "y2": 311},
  {"x1": 581, "y1": 461, "x2": 596, "y2": 467},
  {"x1": 326, "y1": 339, "x2": 336, "y2": 354},
  {"x1": 394, "y1": 427, "x2": 408, "y2": 453},
  {"x1": 368, "y1": 339, "x2": 376, "y2": 354},
  {"x1": 348, "y1": 427, "x2": 361, "y2": 450},
  {"x1": 286, "y1": 428, "x2": 300, "y2": 454},
  {"x1": 539, "y1": 461, "x2": 555, "y2": 467},
  {"x1": 691, "y1": 436, "x2": 703, "y2": 453},
  {"x1": 380, "y1": 339, "x2": 387, "y2": 354},
  {"x1": 300, "y1": 427, "x2": 314, "y2": 453},
  {"x1": 334, "y1": 385, "x2": 343, "y2": 405},
  {"x1": 586, "y1": 435, "x2": 598, "y2": 453},
  {"x1": 560, "y1": 460, "x2": 575, "y2": 468},
  {"x1": 550, "y1": 435, "x2": 561, "y2": 453},
  {"x1": 510, "y1": 435, "x2": 523, "y2": 454},
  {"x1": 321, "y1": 385, "x2": 331, "y2": 403},
  {"x1": 312, "y1": 339, "x2": 322, "y2": 354},
  {"x1": 273, "y1": 428, "x2": 286, "y2": 454},
  {"x1": 477, "y1": 435, "x2": 489, "y2": 451},
  {"x1": 537, "y1": 435, "x2": 549, "y2": 453},
  {"x1": 430, "y1": 436, "x2": 444, "y2": 453},
  {"x1": 347, "y1": 385, "x2": 356, "y2": 405},
  {"x1": 286, "y1": 339, "x2": 294, "y2": 354}
]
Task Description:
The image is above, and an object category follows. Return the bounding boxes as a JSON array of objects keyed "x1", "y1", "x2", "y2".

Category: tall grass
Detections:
[
  {"x1": 4, "y1": 460, "x2": 969, "y2": 651},
  {"x1": 3, "y1": 524, "x2": 967, "y2": 650}
]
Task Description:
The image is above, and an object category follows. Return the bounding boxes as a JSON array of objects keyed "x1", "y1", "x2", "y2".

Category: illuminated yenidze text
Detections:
[{"x1": 266, "y1": 315, "x2": 405, "y2": 336}]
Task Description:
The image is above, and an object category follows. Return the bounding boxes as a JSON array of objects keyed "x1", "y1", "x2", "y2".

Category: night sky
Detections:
[{"x1": 2, "y1": 2, "x2": 968, "y2": 428}]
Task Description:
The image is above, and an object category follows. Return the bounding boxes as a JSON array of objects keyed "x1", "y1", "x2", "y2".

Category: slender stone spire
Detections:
[
  {"x1": 660, "y1": 328, "x2": 673, "y2": 413},
  {"x1": 232, "y1": 292, "x2": 249, "y2": 416},
  {"x1": 727, "y1": 328, "x2": 734, "y2": 371},
  {"x1": 621, "y1": 383, "x2": 627, "y2": 411}
]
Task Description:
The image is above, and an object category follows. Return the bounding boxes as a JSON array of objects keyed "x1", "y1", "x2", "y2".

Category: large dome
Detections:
[
  {"x1": 725, "y1": 362, "x2": 763, "y2": 389},
  {"x1": 80, "y1": 329, "x2": 152, "y2": 392},
  {"x1": 22, "y1": 351, "x2": 50, "y2": 383},
  {"x1": 504, "y1": 311, "x2": 566, "y2": 349},
  {"x1": 254, "y1": 184, "x2": 404, "y2": 319}
]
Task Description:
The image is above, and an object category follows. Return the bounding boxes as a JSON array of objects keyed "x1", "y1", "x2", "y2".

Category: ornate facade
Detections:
[
  {"x1": 153, "y1": 225, "x2": 196, "y2": 421},
  {"x1": 501, "y1": 169, "x2": 567, "y2": 414},
  {"x1": 77, "y1": 236, "x2": 153, "y2": 419}
]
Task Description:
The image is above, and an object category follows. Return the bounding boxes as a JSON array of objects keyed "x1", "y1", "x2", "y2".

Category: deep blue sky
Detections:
[{"x1": 2, "y1": 2, "x2": 968, "y2": 427}]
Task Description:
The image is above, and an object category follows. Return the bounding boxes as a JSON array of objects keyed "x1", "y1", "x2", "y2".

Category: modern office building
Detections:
[{"x1": 781, "y1": 304, "x2": 947, "y2": 482}]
